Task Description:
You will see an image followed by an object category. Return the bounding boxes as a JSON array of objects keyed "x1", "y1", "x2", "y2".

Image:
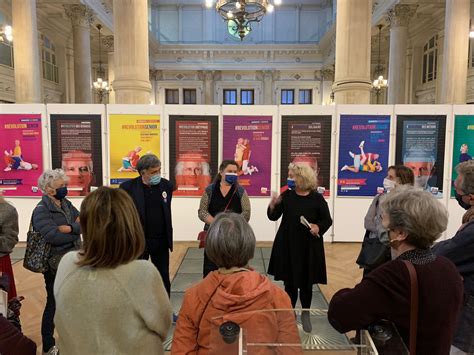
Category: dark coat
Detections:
[
  {"x1": 120, "y1": 177, "x2": 174, "y2": 251},
  {"x1": 32, "y1": 195, "x2": 80, "y2": 255},
  {"x1": 0, "y1": 315, "x2": 36, "y2": 355},
  {"x1": 328, "y1": 255, "x2": 464, "y2": 355},
  {"x1": 267, "y1": 190, "x2": 332, "y2": 287},
  {"x1": 432, "y1": 220, "x2": 474, "y2": 352}
]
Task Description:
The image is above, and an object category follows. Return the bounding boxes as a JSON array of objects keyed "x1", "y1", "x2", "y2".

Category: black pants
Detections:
[
  {"x1": 284, "y1": 283, "x2": 313, "y2": 309},
  {"x1": 203, "y1": 251, "x2": 218, "y2": 278},
  {"x1": 41, "y1": 269, "x2": 56, "y2": 352},
  {"x1": 140, "y1": 237, "x2": 171, "y2": 297}
]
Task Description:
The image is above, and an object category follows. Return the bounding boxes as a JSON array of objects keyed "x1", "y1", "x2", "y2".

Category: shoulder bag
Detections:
[{"x1": 23, "y1": 217, "x2": 50, "y2": 273}]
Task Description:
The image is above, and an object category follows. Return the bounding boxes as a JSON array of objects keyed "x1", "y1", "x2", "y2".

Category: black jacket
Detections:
[{"x1": 120, "y1": 177, "x2": 174, "y2": 251}]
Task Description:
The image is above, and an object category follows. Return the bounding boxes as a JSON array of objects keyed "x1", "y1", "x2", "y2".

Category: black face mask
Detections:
[{"x1": 454, "y1": 191, "x2": 471, "y2": 210}]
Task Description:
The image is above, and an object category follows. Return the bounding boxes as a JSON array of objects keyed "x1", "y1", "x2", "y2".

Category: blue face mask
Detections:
[
  {"x1": 54, "y1": 186, "x2": 68, "y2": 200},
  {"x1": 149, "y1": 174, "x2": 162, "y2": 186},
  {"x1": 287, "y1": 179, "x2": 296, "y2": 190},
  {"x1": 225, "y1": 173, "x2": 238, "y2": 185}
]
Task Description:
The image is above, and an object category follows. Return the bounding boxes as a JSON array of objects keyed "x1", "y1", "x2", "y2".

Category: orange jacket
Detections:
[{"x1": 171, "y1": 270, "x2": 302, "y2": 355}]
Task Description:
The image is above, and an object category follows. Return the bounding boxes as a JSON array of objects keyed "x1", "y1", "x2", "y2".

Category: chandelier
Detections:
[
  {"x1": 207, "y1": 0, "x2": 281, "y2": 40},
  {"x1": 0, "y1": 25, "x2": 12, "y2": 42},
  {"x1": 372, "y1": 24, "x2": 388, "y2": 103},
  {"x1": 93, "y1": 24, "x2": 110, "y2": 103}
]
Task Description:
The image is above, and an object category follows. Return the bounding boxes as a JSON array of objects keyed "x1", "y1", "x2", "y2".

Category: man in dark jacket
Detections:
[
  {"x1": 433, "y1": 160, "x2": 474, "y2": 354},
  {"x1": 120, "y1": 154, "x2": 173, "y2": 297}
]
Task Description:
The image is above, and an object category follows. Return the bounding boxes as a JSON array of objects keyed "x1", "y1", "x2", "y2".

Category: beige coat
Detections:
[{"x1": 54, "y1": 251, "x2": 172, "y2": 355}]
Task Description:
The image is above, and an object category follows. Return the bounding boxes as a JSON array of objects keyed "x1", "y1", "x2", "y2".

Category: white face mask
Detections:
[
  {"x1": 383, "y1": 178, "x2": 396, "y2": 192},
  {"x1": 414, "y1": 175, "x2": 429, "y2": 189}
]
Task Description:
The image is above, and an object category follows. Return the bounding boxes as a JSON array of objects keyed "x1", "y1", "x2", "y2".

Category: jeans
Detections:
[
  {"x1": 140, "y1": 237, "x2": 171, "y2": 297},
  {"x1": 284, "y1": 283, "x2": 313, "y2": 308},
  {"x1": 41, "y1": 269, "x2": 56, "y2": 352},
  {"x1": 453, "y1": 294, "x2": 474, "y2": 354},
  {"x1": 203, "y1": 251, "x2": 218, "y2": 278}
]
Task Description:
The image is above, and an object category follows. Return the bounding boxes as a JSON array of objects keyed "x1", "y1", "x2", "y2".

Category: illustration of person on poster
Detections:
[
  {"x1": 50, "y1": 115, "x2": 103, "y2": 196},
  {"x1": 0, "y1": 114, "x2": 43, "y2": 196},
  {"x1": 337, "y1": 115, "x2": 390, "y2": 197},
  {"x1": 451, "y1": 115, "x2": 474, "y2": 197},
  {"x1": 280, "y1": 116, "x2": 332, "y2": 196},
  {"x1": 396, "y1": 116, "x2": 446, "y2": 197},
  {"x1": 223, "y1": 116, "x2": 272, "y2": 196},
  {"x1": 108, "y1": 114, "x2": 160, "y2": 186}
]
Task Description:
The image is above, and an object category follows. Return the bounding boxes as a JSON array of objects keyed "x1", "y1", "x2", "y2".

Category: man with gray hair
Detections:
[
  {"x1": 433, "y1": 160, "x2": 474, "y2": 354},
  {"x1": 120, "y1": 154, "x2": 174, "y2": 298}
]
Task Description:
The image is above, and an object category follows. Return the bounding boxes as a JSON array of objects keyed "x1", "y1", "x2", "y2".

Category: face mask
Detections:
[
  {"x1": 287, "y1": 179, "x2": 296, "y2": 190},
  {"x1": 383, "y1": 178, "x2": 396, "y2": 192},
  {"x1": 455, "y1": 191, "x2": 471, "y2": 210},
  {"x1": 414, "y1": 175, "x2": 429, "y2": 189},
  {"x1": 149, "y1": 174, "x2": 162, "y2": 186},
  {"x1": 54, "y1": 186, "x2": 68, "y2": 200},
  {"x1": 225, "y1": 173, "x2": 238, "y2": 185}
]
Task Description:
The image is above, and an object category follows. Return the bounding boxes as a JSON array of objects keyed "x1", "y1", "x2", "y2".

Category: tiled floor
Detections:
[{"x1": 165, "y1": 247, "x2": 351, "y2": 351}]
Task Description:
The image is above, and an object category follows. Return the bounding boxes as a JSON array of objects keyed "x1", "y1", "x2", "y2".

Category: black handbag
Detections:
[
  {"x1": 356, "y1": 230, "x2": 390, "y2": 270},
  {"x1": 23, "y1": 219, "x2": 51, "y2": 273}
]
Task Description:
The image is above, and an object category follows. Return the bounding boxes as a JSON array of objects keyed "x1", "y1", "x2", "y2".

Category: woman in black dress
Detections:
[{"x1": 267, "y1": 162, "x2": 332, "y2": 332}]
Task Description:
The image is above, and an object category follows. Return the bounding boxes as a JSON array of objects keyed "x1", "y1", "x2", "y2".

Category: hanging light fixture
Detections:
[
  {"x1": 93, "y1": 24, "x2": 110, "y2": 103},
  {"x1": 372, "y1": 24, "x2": 388, "y2": 103},
  {"x1": 208, "y1": 0, "x2": 281, "y2": 41},
  {"x1": 0, "y1": 25, "x2": 13, "y2": 42}
]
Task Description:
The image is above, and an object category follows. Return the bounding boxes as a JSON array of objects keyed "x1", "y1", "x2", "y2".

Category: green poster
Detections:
[{"x1": 451, "y1": 115, "x2": 474, "y2": 197}]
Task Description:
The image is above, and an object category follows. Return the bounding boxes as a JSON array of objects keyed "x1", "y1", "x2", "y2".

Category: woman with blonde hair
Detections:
[
  {"x1": 54, "y1": 187, "x2": 172, "y2": 355},
  {"x1": 267, "y1": 162, "x2": 332, "y2": 333}
]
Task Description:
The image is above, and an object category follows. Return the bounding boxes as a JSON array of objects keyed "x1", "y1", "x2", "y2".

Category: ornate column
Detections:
[
  {"x1": 113, "y1": 0, "x2": 151, "y2": 104},
  {"x1": 257, "y1": 70, "x2": 274, "y2": 105},
  {"x1": 333, "y1": 0, "x2": 372, "y2": 104},
  {"x1": 12, "y1": 0, "x2": 42, "y2": 103},
  {"x1": 103, "y1": 35, "x2": 115, "y2": 104},
  {"x1": 200, "y1": 71, "x2": 215, "y2": 104},
  {"x1": 64, "y1": 4, "x2": 94, "y2": 104},
  {"x1": 440, "y1": 0, "x2": 470, "y2": 103},
  {"x1": 387, "y1": 5, "x2": 417, "y2": 104}
]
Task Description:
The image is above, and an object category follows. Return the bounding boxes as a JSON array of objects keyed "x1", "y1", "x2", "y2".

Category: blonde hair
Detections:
[
  {"x1": 78, "y1": 187, "x2": 145, "y2": 268},
  {"x1": 288, "y1": 162, "x2": 317, "y2": 191}
]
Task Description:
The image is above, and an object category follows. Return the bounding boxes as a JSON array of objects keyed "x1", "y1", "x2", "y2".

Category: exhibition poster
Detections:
[
  {"x1": 280, "y1": 115, "x2": 332, "y2": 197},
  {"x1": 395, "y1": 115, "x2": 446, "y2": 197},
  {"x1": 169, "y1": 116, "x2": 218, "y2": 196},
  {"x1": 223, "y1": 115, "x2": 272, "y2": 196},
  {"x1": 0, "y1": 114, "x2": 43, "y2": 196},
  {"x1": 108, "y1": 114, "x2": 160, "y2": 186},
  {"x1": 451, "y1": 115, "x2": 474, "y2": 197},
  {"x1": 50, "y1": 114, "x2": 103, "y2": 196},
  {"x1": 337, "y1": 115, "x2": 390, "y2": 197}
]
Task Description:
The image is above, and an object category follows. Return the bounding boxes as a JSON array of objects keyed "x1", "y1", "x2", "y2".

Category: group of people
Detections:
[{"x1": 0, "y1": 152, "x2": 473, "y2": 354}]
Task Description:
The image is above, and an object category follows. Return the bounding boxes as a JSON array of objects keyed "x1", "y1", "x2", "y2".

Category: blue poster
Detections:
[
  {"x1": 337, "y1": 115, "x2": 390, "y2": 197},
  {"x1": 395, "y1": 115, "x2": 446, "y2": 198}
]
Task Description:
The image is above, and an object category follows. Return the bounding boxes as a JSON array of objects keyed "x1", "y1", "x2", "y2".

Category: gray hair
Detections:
[
  {"x1": 136, "y1": 154, "x2": 161, "y2": 175},
  {"x1": 456, "y1": 160, "x2": 474, "y2": 194},
  {"x1": 205, "y1": 212, "x2": 255, "y2": 269},
  {"x1": 38, "y1": 169, "x2": 69, "y2": 193},
  {"x1": 380, "y1": 185, "x2": 448, "y2": 249}
]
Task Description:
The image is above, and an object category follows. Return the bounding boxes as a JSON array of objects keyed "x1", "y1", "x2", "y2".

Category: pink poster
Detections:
[{"x1": 0, "y1": 114, "x2": 43, "y2": 197}]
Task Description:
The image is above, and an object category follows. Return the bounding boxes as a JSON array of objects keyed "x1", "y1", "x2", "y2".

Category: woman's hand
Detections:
[
  {"x1": 58, "y1": 225, "x2": 72, "y2": 234},
  {"x1": 309, "y1": 223, "x2": 320, "y2": 237},
  {"x1": 269, "y1": 192, "x2": 282, "y2": 209}
]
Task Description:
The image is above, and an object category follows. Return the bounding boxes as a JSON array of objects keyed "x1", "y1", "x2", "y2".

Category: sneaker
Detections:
[
  {"x1": 43, "y1": 345, "x2": 59, "y2": 355},
  {"x1": 359, "y1": 141, "x2": 365, "y2": 148},
  {"x1": 340, "y1": 165, "x2": 348, "y2": 172},
  {"x1": 301, "y1": 311, "x2": 312, "y2": 333},
  {"x1": 4, "y1": 166, "x2": 11, "y2": 172}
]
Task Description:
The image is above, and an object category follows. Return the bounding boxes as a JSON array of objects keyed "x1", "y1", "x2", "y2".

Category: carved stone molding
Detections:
[
  {"x1": 387, "y1": 4, "x2": 418, "y2": 28},
  {"x1": 64, "y1": 4, "x2": 94, "y2": 28},
  {"x1": 102, "y1": 35, "x2": 114, "y2": 51},
  {"x1": 321, "y1": 68, "x2": 334, "y2": 81},
  {"x1": 149, "y1": 69, "x2": 162, "y2": 81}
]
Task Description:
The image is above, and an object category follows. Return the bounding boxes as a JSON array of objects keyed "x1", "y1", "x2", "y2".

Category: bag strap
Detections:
[
  {"x1": 224, "y1": 187, "x2": 238, "y2": 212},
  {"x1": 402, "y1": 260, "x2": 419, "y2": 355},
  {"x1": 196, "y1": 279, "x2": 224, "y2": 336}
]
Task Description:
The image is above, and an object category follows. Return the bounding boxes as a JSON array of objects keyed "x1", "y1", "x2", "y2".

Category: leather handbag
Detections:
[
  {"x1": 23, "y1": 219, "x2": 50, "y2": 273},
  {"x1": 197, "y1": 187, "x2": 237, "y2": 248},
  {"x1": 356, "y1": 230, "x2": 391, "y2": 270}
]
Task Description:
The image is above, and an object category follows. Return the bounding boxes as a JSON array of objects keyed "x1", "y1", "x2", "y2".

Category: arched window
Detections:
[
  {"x1": 422, "y1": 35, "x2": 438, "y2": 84},
  {"x1": 0, "y1": 12, "x2": 14, "y2": 68},
  {"x1": 41, "y1": 34, "x2": 58, "y2": 83}
]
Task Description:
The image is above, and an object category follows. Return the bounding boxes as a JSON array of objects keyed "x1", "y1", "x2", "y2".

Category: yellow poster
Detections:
[{"x1": 109, "y1": 114, "x2": 160, "y2": 186}]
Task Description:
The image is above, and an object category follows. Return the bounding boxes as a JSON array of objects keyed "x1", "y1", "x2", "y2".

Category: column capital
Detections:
[
  {"x1": 64, "y1": 4, "x2": 94, "y2": 28},
  {"x1": 387, "y1": 4, "x2": 418, "y2": 28},
  {"x1": 102, "y1": 35, "x2": 114, "y2": 51},
  {"x1": 149, "y1": 69, "x2": 162, "y2": 81}
]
